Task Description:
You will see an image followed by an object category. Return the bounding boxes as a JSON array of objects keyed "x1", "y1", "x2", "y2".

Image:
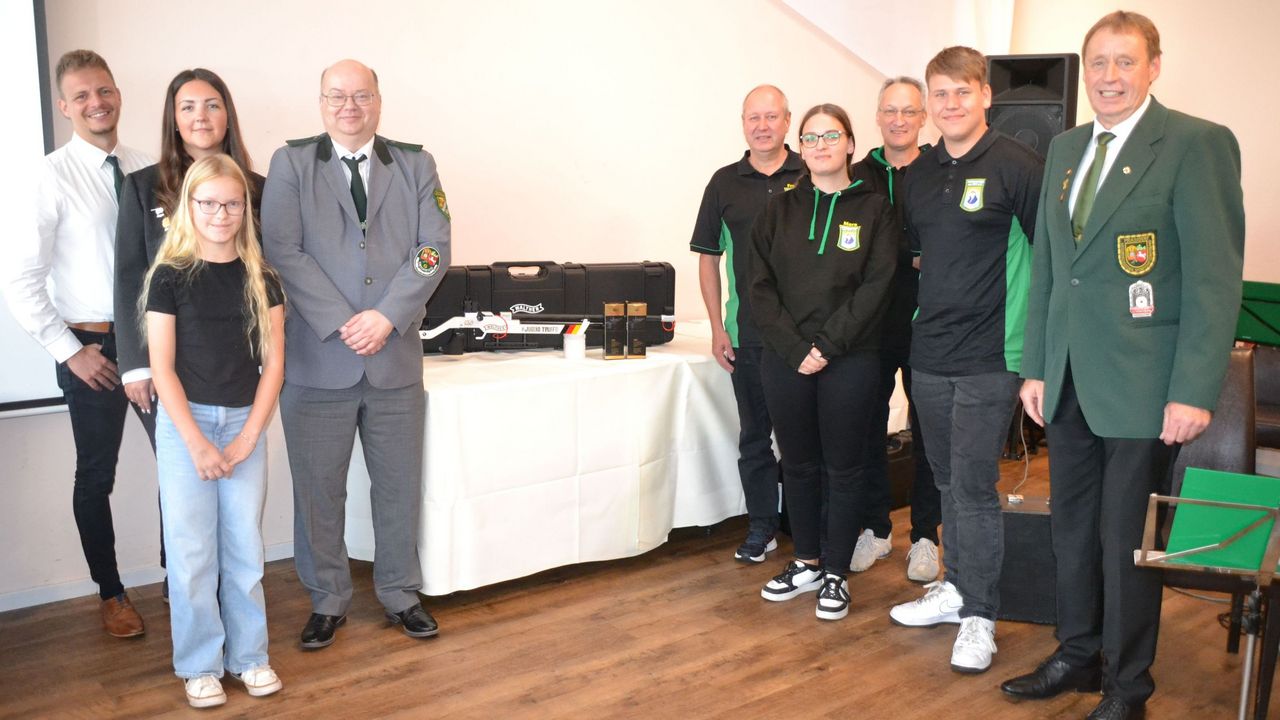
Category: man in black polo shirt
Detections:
[
  {"x1": 887, "y1": 47, "x2": 1043, "y2": 675},
  {"x1": 690, "y1": 84, "x2": 803, "y2": 563},
  {"x1": 849, "y1": 76, "x2": 942, "y2": 584}
]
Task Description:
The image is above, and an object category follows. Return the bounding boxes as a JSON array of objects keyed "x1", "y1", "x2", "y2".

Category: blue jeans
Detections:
[
  {"x1": 910, "y1": 369, "x2": 1020, "y2": 620},
  {"x1": 156, "y1": 401, "x2": 269, "y2": 678}
]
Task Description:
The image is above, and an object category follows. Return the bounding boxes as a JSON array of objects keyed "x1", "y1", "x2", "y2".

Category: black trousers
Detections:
[
  {"x1": 859, "y1": 342, "x2": 941, "y2": 543},
  {"x1": 1046, "y1": 365, "x2": 1178, "y2": 703},
  {"x1": 729, "y1": 346, "x2": 781, "y2": 533},
  {"x1": 760, "y1": 348, "x2": 879, "y2": 573},
  {"x1": 57, "y1": 329, "x2": 155, "y2": 599}
]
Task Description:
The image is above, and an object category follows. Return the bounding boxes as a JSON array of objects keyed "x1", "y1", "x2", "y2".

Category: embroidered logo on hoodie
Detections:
[{"x1": 837, "y1": 222, "x2": 861, "y2": 252}]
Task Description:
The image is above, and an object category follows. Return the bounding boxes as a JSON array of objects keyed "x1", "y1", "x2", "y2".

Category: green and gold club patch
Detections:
[
  {"x1": 433, "y1": 188, "x2": 450, "y2": 221},
  {"x1": 1117, "y1": 232, "x2": 1156, "y2": 276}
]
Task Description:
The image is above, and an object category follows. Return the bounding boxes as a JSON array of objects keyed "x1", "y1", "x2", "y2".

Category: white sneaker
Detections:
[
  {"x1": 815, "y1": 572, "x2": 851, "y2": 621},
  {"x1": 184, "y1": 675, "x2": 226, "y2": 708},
  {"x1": 906, "y1": 538, "x2": 941, "y2": 583},
  {"x1": 950, "y1": 617, "x2": 997, "y2": 673},
  {"x1": 761, "y1": 560, "x2": 824, "y2": 601},
  {"x1": 849, "y1": 529, "x2": 892, "y2": 572},
  {"x1": 889, "y1": 580, "x2": 963, "y2": 627},
  {"x1": 230, "y1": 665, "x2": 283, "y2": 697}
]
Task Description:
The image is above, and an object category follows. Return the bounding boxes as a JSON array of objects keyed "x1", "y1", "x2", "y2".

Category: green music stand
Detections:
[
  {"x1": 1136, "y1": 467, "x2": 1280, "y2": 720},
  {"x1": 1237, "y1": 281, "x2": 1280, "y2": 346}
]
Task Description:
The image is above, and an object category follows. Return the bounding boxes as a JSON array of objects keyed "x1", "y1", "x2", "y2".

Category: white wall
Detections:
[
  {"x1": 1011, "y1": 0, "x2": 1279, "y2": 283},
  {"x1": 43, "y1": 0, "x2": 892, "y2": 319}
]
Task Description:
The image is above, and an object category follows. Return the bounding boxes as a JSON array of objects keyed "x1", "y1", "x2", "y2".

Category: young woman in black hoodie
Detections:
[{"x1": 750, "y1": 104, "x2": 898, "y2": 620}]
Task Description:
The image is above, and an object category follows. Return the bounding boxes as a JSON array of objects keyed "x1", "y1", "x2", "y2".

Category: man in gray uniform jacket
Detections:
[{"x1": 261, "y1": 59, "x2": 451, "y2": 649}]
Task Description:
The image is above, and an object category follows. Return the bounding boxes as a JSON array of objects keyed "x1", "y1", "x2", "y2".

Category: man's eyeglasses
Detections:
[
  {"x1": 799, "y1": 131, "x2": 845, "y2": 148},
  {"x1": 321, "y1": 91, "x2": 377, "y2": 107},
  {"x1": 192, "y1": 198, "x2": 246, "y2": 216},
  {"x1": 878, "y1": 108, "x2": 923, "y2": 120}
]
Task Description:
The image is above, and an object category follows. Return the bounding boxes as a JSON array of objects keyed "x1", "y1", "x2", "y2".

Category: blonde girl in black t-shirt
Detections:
[{"x1": 140, "y1": 154, "x2": 285, "y2": 709}]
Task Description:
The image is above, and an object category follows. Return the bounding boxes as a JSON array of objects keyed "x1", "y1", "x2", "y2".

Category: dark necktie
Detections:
[
  {"x1": 105, "y1": 155, "x2": 123, "y2": 200},
  {"x1": 1071, "y1": 131, "x2": 1115, "y2": 243},
  {"x1": 341, "y1": 154, "x2": 368, "y2": 226}
]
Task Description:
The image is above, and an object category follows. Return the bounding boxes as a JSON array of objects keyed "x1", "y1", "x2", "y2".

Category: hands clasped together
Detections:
[{"x1": 188, "y1": 431, "x2": 259, "y2": 481}]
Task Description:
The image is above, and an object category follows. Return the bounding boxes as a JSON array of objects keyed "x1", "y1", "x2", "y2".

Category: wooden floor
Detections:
[{"x1": 0, "y1": 451, "x2": 1271, "y2": 719}]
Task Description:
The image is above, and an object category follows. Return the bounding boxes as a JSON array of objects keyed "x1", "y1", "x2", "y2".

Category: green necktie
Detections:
[
  {"x1": 1072, "y1": 131, "x2": 1115, "y2": 243},
  {"x1": 105, "y1": 155, "x2": 123, "y2": 200},
  {"x1": 341, "y1": 154, "x2": 368, "y2": 227}
]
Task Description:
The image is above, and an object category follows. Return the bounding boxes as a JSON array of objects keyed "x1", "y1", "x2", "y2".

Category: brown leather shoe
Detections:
[{"x1": 101, "y1": 594, "x2": 145, "y2": 638}]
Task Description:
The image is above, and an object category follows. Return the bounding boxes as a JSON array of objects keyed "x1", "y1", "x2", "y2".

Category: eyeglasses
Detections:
[
  {"x1": 192, "y1": 198, "x2": 246, "y2": 216},
  {"x1": 799, "y1": 131, "x2": 844, "y2": 148},
  {"x1": 321, "y1": 91, "x2": 377, "y2": 107},
  {"x1": 878, "y1": 108, "x2": 923, "y2": 120}
]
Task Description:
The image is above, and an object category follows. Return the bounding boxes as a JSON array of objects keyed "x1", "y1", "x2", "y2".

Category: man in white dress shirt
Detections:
[{"x1": 2, "y1": 50, "x2": 153, "y2": 637}]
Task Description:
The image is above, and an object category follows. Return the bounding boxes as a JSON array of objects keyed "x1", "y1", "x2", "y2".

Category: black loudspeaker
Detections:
[
  {"x1": 987, "y1": 54, "x2": 1079, "y2": 156},
  {"x1": 997, "y1": 495, "x2": 1057, "y2": 624}
]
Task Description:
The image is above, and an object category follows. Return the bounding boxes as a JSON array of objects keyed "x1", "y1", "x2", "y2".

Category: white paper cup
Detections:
[{"x1": 563, "y1": 332, "x2": 586, "y2": 360}]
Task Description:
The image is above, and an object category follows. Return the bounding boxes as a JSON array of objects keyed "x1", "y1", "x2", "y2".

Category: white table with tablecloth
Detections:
[{"x1": 343, "y1": 322, "x2": 907, "y2": 595}]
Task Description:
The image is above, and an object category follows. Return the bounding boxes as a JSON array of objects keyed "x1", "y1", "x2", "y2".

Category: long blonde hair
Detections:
[{"x1": 139, "y1": 154, "x2": 281, "y2": 362}]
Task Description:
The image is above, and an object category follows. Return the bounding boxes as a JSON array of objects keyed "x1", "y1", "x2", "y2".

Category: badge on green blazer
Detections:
[{"x1": 1117, "y1": 232, "x2": 1157, "y2": 276}]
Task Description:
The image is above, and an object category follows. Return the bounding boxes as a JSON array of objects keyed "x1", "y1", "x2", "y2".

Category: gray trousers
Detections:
[
  {"x1": 911, "y1": 369, "x2": 1020, "y2": 620},
  {"x1": 281, "y1": 376, "x2": 425, "y2": 616}
]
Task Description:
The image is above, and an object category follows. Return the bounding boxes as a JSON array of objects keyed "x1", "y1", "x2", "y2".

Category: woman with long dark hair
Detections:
[
  {"x1": 115, "y1": 68, "x2": 263, "y2": 421},
  {"x1": 751, "y1": 103, "x2": 898, "y2": 621}
]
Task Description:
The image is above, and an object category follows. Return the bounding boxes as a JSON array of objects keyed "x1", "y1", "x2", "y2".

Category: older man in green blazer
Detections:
[{"x1": 1001, "y1": 11, "x2": 1245, "y2": 720}]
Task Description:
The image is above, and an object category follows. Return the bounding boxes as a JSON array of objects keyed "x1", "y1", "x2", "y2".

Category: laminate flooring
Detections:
[{"x1": 0, "y1": 449, "x2": 1269, "y2": 718}]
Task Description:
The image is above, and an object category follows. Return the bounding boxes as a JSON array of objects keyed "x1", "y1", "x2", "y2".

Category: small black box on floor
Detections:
[
  {"x1": 997, "y1": 495, "x2": 1057, "y2": 625},
  {"x1": 888, "y1": 431, "x2": 914, "y2": 510}
]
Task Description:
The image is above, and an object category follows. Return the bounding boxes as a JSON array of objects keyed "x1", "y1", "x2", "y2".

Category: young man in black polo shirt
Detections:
[
  {"x1": 690, "y1": 85, "x2": 803, "y2": 562},
  {"x1": 848, "y1": 76, "x2": 942, "y2": 584},
  {"x1": 886, "y1": 47, "x2": 1043, "y2": 674}
]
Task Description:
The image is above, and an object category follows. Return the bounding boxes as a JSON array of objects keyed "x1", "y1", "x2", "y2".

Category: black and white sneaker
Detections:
[
  {"x1": 761, "y1": 560, "x2": 824, "y2": 601},
  {"x1": 735, "y1": 529, "x2": 779, "y2": 563},
  {"x1": 816, "y1": 572, "x2": 851, "y2": 621}
]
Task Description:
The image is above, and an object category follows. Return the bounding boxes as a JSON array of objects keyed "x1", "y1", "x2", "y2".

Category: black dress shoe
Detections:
[
  {"x1": 1086, "y1": 695, "x2": 1145, "y2": 719},
  {"x1": 1001, "y1": 655, "x2": 1102, "y2": 699},
  {"x1": 386, "y1": 604, "x2": 439, "y2": 638},
  {"x1": 300, "y1": 613, "x2": 346, "y2": 649}
]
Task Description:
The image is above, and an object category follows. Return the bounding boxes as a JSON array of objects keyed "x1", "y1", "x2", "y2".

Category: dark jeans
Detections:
[
  {"x1": 57, "y1": 329, "x2": 146, "y2": 600},
  {"x1": 859, "y1": 344, "x2": 941, "y2": 544},
  {"x1": 911, "y1": 368, "x2": 1020, "y2": 620},
  {"x1": 1046, "y1": 366, "x2": 1177, "y2": 703},
  {"x1": 760, "y1": 348, "x2": 879, "y2": 574},
  {"x1": 730, "y1": 346, "x2": 781, "y2": 534}
]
